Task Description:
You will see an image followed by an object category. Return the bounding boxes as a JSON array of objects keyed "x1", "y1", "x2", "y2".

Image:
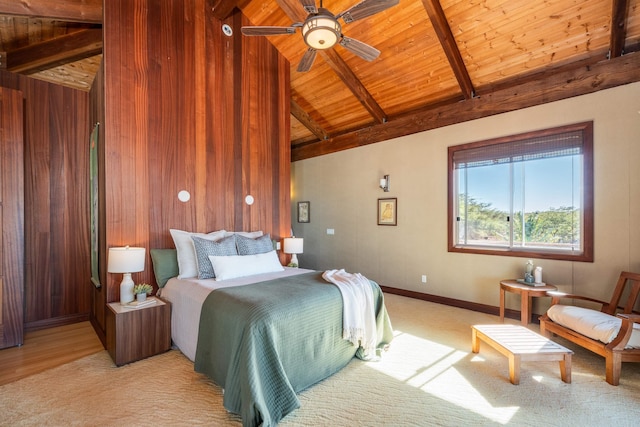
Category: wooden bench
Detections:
[{"x1": 472, "y1": 324, "x2": 573, "y2": 385}]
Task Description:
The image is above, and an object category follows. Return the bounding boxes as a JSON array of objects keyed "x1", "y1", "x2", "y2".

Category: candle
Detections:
[{"x1": 534, "y1": 266, "x2": 543, "y2": 284}]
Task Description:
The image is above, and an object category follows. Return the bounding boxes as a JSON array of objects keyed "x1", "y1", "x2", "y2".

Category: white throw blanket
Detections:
[{"x1": 322, "y1": 269, "x2": 378, "y2": 360}]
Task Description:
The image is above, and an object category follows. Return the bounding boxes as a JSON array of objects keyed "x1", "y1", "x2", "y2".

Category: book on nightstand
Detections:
[{"x1": 122, "y1": 296, "x2": 157, "y2": 309}]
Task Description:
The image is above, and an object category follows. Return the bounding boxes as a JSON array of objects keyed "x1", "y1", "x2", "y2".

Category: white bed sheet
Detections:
[{"x1": 159, "y1": 267, "x2": 314, "y2": 361}]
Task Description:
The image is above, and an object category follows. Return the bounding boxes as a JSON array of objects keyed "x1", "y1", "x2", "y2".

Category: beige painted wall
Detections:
[{"x1": 291, "y1": 82, "x2": 640, "y2": 316}]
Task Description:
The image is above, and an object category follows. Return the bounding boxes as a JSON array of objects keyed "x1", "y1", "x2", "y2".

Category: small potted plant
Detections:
[{"x1": 133, "y1": 283, "x2": 153, "y2": 302}]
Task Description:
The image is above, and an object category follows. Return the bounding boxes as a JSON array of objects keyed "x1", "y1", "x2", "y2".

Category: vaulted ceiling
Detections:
[
  {"x1": 0, "y1": 0, "x2": 102, "y2": 90},
  {"x1": 1, "y1": 0, "x2": 639, "y2": 161}
]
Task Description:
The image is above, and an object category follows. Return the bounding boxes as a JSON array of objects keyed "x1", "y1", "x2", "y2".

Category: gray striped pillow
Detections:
[
  {"x1": 191, "y1": 235, "x2": 237, "y2": 279},
  {"x1": 236, "y1": 233, "x2": 273, "y2": 255}
]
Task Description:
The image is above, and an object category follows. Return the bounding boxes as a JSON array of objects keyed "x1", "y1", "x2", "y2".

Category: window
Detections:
[{"x1": 448, "y1": 122, "x2": 593, "y2": 262}]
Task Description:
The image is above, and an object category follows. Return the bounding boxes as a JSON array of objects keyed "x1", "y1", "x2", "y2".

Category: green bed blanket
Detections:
[{"x1": 194, "y1": 271, "x2": 393, "y2": 427}]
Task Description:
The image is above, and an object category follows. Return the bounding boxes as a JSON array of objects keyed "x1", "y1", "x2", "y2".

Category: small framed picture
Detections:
[
  {"x1": 377, "y1": 198, "x2": 397, "y2": 226},
  {"x1": 297, "y1": 201, "x2": 310, "y2": 223}
]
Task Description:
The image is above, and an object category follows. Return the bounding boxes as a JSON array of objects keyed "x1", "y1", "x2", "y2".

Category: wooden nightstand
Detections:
[{"x1": 106, "y1": 297, "x2": 171, "y2": 366}]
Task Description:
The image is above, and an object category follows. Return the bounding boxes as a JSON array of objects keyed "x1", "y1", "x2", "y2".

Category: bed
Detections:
[{"x1": 152, "y1": 232, "x2": 393, "y2": 427}]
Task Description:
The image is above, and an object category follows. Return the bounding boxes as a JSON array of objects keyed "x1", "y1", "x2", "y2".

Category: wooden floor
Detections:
[{"x1": 0, "y1": 321, "x2": 104, "y2": 386}]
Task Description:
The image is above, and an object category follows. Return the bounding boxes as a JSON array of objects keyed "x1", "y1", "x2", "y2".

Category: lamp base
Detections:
[
  {"x1": 120, "y1": 273, "x2": 135, "y2": 305},
  {"x1": 288, "y1": 253, "x2": 299, "y2": 268}
]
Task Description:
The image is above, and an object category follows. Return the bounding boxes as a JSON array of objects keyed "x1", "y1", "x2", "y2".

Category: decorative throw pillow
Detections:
[
  {"x1": 208, "y1": 250, "x2": 284, "y2": 281},
  {"x1": 236, "y1": 233, "x2": 273, "y2": 255},
  {"x1": 191, "y1": 235, "x2": 238, "y2": 279},
  {"x1": 170, "y1": 229, "x2": 226, "y2": 279},
  {"x1": 150, "y1": 249, "x2": 179, "y2": 288},
  {"x1": 224, "y1": 230, "x2": 264, "y2": 238}
]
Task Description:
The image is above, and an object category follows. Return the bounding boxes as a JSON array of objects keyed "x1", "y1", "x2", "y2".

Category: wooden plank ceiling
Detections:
[
  {"x1": 1, "y1": 0, "x2": 639, "y2": 161},
  {"x1": 0, "y1": 0, "x2": 102, "y2": 91}
]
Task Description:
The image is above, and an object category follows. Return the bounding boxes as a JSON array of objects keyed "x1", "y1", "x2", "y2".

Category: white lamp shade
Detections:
[
  {"x1": 283, "y1": 238, "x2": 304, "y2": 254},
  {"x1": 107, "y1": 246, "x2": 146, "y2": 273}
]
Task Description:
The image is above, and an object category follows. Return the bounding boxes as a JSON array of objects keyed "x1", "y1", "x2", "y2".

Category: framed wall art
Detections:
[
  {"x1": 297, "y1": 201, "x2": 310, "y2": 223},
  {"x1": 377, "y1": 198, "x2": 397, "y2": 226}
]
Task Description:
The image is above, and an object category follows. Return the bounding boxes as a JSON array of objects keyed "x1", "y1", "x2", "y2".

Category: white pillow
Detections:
[
  {"x1": 209, "y1": 250, "x2": 284, "y2": 281},
  {"x1": 224, "y1": 230, "x2": 264, "y2": 238},
  {"x1": 170, "y1": 229, "x2": 226, "y2": 279}
]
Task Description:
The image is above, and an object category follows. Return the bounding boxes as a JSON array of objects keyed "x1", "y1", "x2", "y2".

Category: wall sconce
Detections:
[
  {"x1": 379, "y1": 175, "x2": 390, "y2": 192},
  {"x1": 283, "y1": 237, "x2": 304, "y2": 268},
  {"x1": 108, "y1": 246, "x2": 146, "y2": 305}
]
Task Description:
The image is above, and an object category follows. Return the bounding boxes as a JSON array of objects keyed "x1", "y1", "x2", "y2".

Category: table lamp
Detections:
[
  {"x1": 108, "y1": 246, "x2": 146, "y2": 304},
  {"x1": 283, "y1": 237, "x2": 304, "y2": 268}
]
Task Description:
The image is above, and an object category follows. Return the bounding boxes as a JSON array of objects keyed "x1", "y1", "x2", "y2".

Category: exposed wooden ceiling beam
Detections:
[
  {"x1": 291, "y1": 98, "x2": 329, "y2": 141},
  {"x1": 0, "y1": 28, "x2": 102, "y2": 73},
  {"x1": 0, "y1": 0, "x2": 102, "y2": 23},
  {"x1": 209, "y1": 0, "x2": 242, "y2": 21},
  {"x1": 292, "y1": 52, "x2": 640, "y2": 161},
  {"x1": 320, "y1": 49, "x2": 387, "y2": 124},
  {"x1": 610, "y1": 0, "x2": 630, "y2": 58},
  {"x1": 277, "y1": 0, "x2": 386, "y2": 123},
  {"x1": 421, "y1": 0, "x2": 474, "y2": 99},
  {"x1": 276, "y1": 0, "x2": 305, "y2": 23}
]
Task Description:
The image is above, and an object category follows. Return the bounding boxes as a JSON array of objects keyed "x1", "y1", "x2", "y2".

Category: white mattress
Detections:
[{"x1": 158, "y1": 267, "x2": 314, "y2": 361}]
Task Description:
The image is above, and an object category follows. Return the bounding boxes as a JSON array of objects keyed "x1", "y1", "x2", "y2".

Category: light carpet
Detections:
[{"x1": 2, "y1": 293, "x2": 639, "y2": 426}]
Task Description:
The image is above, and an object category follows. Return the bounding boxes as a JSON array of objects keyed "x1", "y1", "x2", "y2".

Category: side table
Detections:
[
  {"x1": 500, "y1": 279, "x2": 557, "y2": 326},
  {"x1": 106, "y1": 296, "x2": 171, "y2": 366}
]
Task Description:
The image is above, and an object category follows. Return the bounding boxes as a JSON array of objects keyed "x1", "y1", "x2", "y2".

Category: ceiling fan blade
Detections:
[
  {"x1": 241, "y1": 26, "x2": 297, "y2": 36},
  {"x1": 299, "y1": 0, "x2": 317, "y2": 14},
  {"x1": 297, "y1": 48, "x2": 317, "y2": 72},
  {"x1": 339, "y1": 37, "x2": 380, "y2": 61},
  {"x1": 337, "y1": 0, "x2": 399, "y2": 24}
]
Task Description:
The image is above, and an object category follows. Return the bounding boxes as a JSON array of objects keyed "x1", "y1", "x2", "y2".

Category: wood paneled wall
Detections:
[
  {"x1": 0, "y1": 86, "x2": 24, "y2": 348},
  {"x1": 98, "y1": 0, "x2": 291, "y2": 326},
  {"x1": 0, "y1": 1, "x2": 291, "y2": 339},
  {"x1": 0, "y1": 71, "x2": 91, "y2": 331}
]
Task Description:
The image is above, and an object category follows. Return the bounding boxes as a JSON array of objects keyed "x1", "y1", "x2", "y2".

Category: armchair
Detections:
[{"x1": 539, "y1": 271, "x2": 640, "y2": 385}]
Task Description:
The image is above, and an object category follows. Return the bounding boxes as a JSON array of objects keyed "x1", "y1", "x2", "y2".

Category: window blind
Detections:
[{"x1": 453, "y1": 130, "x2": 583, "y2": 169}]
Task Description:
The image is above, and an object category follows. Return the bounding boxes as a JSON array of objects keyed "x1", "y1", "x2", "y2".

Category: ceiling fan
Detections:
[{"x1": 241, "y1": 0, "x2": 399, "y2": 72}]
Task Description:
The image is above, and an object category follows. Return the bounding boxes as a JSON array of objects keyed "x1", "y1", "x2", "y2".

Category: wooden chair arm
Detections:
[
  {"x1": 616, "y1": 313, "x2": 640, "y2": 323},
  {"x1": 608, "y1": 313, "x2": 640, "y2": 350},
  {"x1": 546, "y1": 291, "x2": 608, "y2": 307}
]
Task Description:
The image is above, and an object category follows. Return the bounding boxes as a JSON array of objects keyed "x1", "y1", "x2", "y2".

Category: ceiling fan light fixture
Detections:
[
  {"x1": 242, "y1": 0, "x2": 399, "y2": 71},
  {"x1": 302, "y1": 10, "x2": 341, "y2": 50}
]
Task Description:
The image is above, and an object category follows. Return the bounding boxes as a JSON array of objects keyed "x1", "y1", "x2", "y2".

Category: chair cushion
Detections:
[{"x1": 547, "y1": 305, "x2": 640, "y2": 349}]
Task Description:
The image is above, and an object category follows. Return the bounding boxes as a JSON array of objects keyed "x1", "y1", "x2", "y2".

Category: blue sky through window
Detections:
[{"x1": 463, "y1": 156, "x2": 578, "y2": 212}]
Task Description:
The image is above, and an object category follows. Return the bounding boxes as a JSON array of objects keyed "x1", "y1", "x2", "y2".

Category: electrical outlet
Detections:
[
  {"x1": 327, "y1": 228, "x2": 335, "y2": 235},
  {"x1": 421, "y1": 275, "x2": 427, "y2": 284}
]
